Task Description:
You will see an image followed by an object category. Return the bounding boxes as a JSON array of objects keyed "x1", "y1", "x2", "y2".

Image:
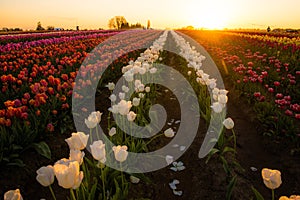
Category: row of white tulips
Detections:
[
  {"x1": 170, "y1": 30, "x2": 229, "y2": 114},
  {"x1": 107, "y1": 30, "x2": 168, "y2": 123}
]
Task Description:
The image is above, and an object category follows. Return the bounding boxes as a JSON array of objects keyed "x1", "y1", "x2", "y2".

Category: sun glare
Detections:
[{"x1": 187, "y1": 1, "x2": 230, "y2": 29}]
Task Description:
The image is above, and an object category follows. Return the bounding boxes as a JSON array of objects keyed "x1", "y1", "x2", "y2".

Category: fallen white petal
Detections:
[
  {"x1": 175, "y1": 120, "x2": 181, "y2": 124},
  {"x1": 250, "y1": 167, "x2": 258, "y2": 172},
  {"x1": 173, "y1": 190, "x2": 183, "y2": 196},
  {"x1": 170, "y1": 167, "x2": 178, "y2": 172},
  {"x1": 165, "y1": 155, "x2": 174, "y2": 165},
  {"x1": 169, "y1": 182, "x2": 177, "y2": 190},
  {"x1": 179, "y1": 146, "x2": 186, "y2": 151}
]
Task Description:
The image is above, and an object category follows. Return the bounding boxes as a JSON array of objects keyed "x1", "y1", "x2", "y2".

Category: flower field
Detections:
[{"x1": 1, "y1": 29, "x2": 299, "y2": 200}]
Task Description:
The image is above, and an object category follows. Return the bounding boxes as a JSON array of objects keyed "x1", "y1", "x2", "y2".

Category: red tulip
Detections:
[
  {"x1": 47, "y1": 123, "x2": 55, "y2": 132},
  {"x1": 285, "y1": 109, "x2": 293, "y2": 116},
  {"x1": 5, "y1": 118, "x2": 11, "y2": 127},
  {"x1": 274, "y1": 81, "x2": 280, "y2": 87},
  {"x1": 254, "y1": 92, "x2": 261, "y2": 98},
  {"x1": 268, "y1": 88, "x2": 274, "y2": 93}
]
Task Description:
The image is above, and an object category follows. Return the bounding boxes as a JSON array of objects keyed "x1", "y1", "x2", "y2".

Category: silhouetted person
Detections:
[{"x1": 267, "y1": 26, "x2": 271, "y2": 32}]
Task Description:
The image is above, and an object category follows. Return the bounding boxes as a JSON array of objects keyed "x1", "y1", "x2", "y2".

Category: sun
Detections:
[{"x1": 186, "y1": 1, "x2": 230, "y2": 30}]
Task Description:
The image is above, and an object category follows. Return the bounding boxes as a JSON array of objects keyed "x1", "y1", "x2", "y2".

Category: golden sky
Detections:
[{"x1": 0, "y1": 0, "x2": 299, "y2": 30}]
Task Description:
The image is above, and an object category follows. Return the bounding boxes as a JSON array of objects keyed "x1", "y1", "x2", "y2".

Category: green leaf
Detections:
[
  {"x1": 12, "y1": 144, "x2": 23, "y2": 151},
  {"x1": 209, "y1": 148, "x2": 220, "y2": 155},
  {"x1": 88, "y1": 180, "x2": 98, "y2": 200},
  {"x1": 226, "y1": 175, "x2": 237, "y2": 200},
  {"x1": 222, "y1": 146, "x2": 236, "y2": 154},
  {"x1": 251, "y1": 186, "x2": 265, "y2": 200},
  {"x1": 7, "y1": 158, "x2": 25, "y2": 167},
  {"x1": 32, "y1": 141, "x2": 51, "y2": 159},
  {"x1": 111, "y1": 179, "x2": 121, "y2": 200}
]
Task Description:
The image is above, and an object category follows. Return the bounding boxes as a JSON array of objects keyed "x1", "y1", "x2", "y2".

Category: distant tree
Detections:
[
  {"x1": 108, "y1": 16, "x2": 128, "y2": 30},
  {"x1": 121, "y1": 22, "x2": 129, "y2": 29},
  {"x1": 182, "y1": 25, "x2": 195, "y2": 30},
  {"x1": 130, "y1": 23, "x2": 144, "y2": 29},
  {"x1": 147, "y1": 20, "x2": 150, "y2": 29},
  {"x1": 108, "y1": 18, "x2": 116, "y2": 29},
  {"x1": 36, "y1": 21, "x2": 44, "y2": 31},
  {"x1": 14, "y1": 28, "x2": 22, "y2": 31},
  {"x1": 47, "y1": 26, "x2": 54, "y2": 31}
]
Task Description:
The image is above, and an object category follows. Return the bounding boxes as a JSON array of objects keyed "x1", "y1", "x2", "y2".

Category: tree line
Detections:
[{"x1": 108, "y1": 16, "x2": 150, "y2": 30}]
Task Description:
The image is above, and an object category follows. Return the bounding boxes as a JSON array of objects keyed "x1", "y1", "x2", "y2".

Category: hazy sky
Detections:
[{"x1": 0, "y1": 0, "x2": 299, "y2": 30}]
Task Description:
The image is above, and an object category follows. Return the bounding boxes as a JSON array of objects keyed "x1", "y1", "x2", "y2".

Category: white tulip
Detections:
[
  {"x1": 223, "y1": 117, "x2": 234, "y2": 129},
  {"x1": 149, "y1": 67, "x2": 157, "y2": 74},
  {"x1": 90, "y1": 140, "x2": 106, "y2": 163},
  {"x1": 139, "y1": 67, "x2": 146, "y2": 75},
  {"x1": 36, "y1": 165, "x2": 54, "y2": 187},
  {"x1": 137, "y1": 84, "x2": 145, "y2": 92},
  {"x1": 119, "y1": 92, "x2": 125, "y2": 100},
  {"x1": 122, "y1": 85, "x2": 129, "y2": 93},
  {"x1": 109, "y1": 94, "x2": 117, "y2": 102},
  {"x1": 219, "y1": 89, "x2": 229, "y2": 95},
  {"x1": 106, "y1": 82, "x2": 115, "y2": 90},
  {"x1": 218, "y1": 94, "x2": 228, "y2": 104},
  {"x1": 117, "y1": 100, "x2": 132, "y2": 115},
  {"x1": 4, "y1": 189, "x2": 23, "y2": 200},
  {"x1": 53, "y1": 160, "x2": 84, "y2": 189},
  {"x1": 85, "y1": 111, "x2": 102, "y2": 129},
  {"x1": 130, "y1": 176, "x2": 140, "y2": 184},
  {"x1": 211, "y1": 102, "x2": 223, "y2": 113},
  {"x1": 112, "y1": 145, "x2": 128, "y2": 162},
  {"x1": 139, "y1": 93, "x2": 145, "y2": 98},
  {"x1": 109, "y1": 127, "x2": 117, "y2": 136},
  {"x1": 132, "y1": 97, "x2": 140, "y2": 106},
  {"x1": 108, "y1": 104, "x2": 119, "y2": 114},
  {"x1": 123, "y1": 71, "x2": 134, "y2": 82},
  {"x1": 127, "y1": 111, "x2": 137, "y2": 122},
  {"x1": 145, "y1": 86, "x2": 150, "y2": 93},
  {"x1": 65, "y1": 132, "x2": 89, "y2": 150},
  {"x1": 69, "y1": 149, "x2": 85, "y2": 165},
  {"x1": 164, "y1": 128, "x2": 175, "y2": 138},
  {"x1": 134, "y1": 80, "x2": 142, "y2": 88},
  {"x1": 261, "y1": 168, "x2": 282, "y2": 190}
]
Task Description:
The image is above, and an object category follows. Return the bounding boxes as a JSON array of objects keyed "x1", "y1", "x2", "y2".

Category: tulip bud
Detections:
[{"x1": 223, "y1": 118, "x2": 234, "y2": 129}]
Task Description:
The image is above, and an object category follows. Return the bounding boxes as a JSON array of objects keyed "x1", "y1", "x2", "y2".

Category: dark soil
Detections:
[{"x1": 1, "y1": 48, "x2": 299, "y2": 200}]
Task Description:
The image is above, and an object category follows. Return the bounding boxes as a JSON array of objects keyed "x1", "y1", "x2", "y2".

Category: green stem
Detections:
[
  {"x1": 101, "y1": 166, "x2": 106, "y2": 200},
  {"x1": 89, "y1": 128, "x2": 93, "y2": 144},
  {"x1": 232, "y1": 129, "x2": 237, "y2": 152},
  {"x1": 96, "y1": 125, "x2": 100, "y2": 140},
  {"x1": 108, "y1": 112, "x2": 111, "y2": 130},
  {"x1": 272, "y1": 189, "x2": 274, "y2": 200},
  {"x1": 145, "y1": 133, "x2": 164, "y2": 146},
  {"x1": 120, "y1": 162, "x2": 125, "y2": 191},
  {"x1": 48, "y1": 185, "x2": 57, "y2": 200},
  {"x1": 70, "y1": 188, "x2": 76, "y2": 200}
]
